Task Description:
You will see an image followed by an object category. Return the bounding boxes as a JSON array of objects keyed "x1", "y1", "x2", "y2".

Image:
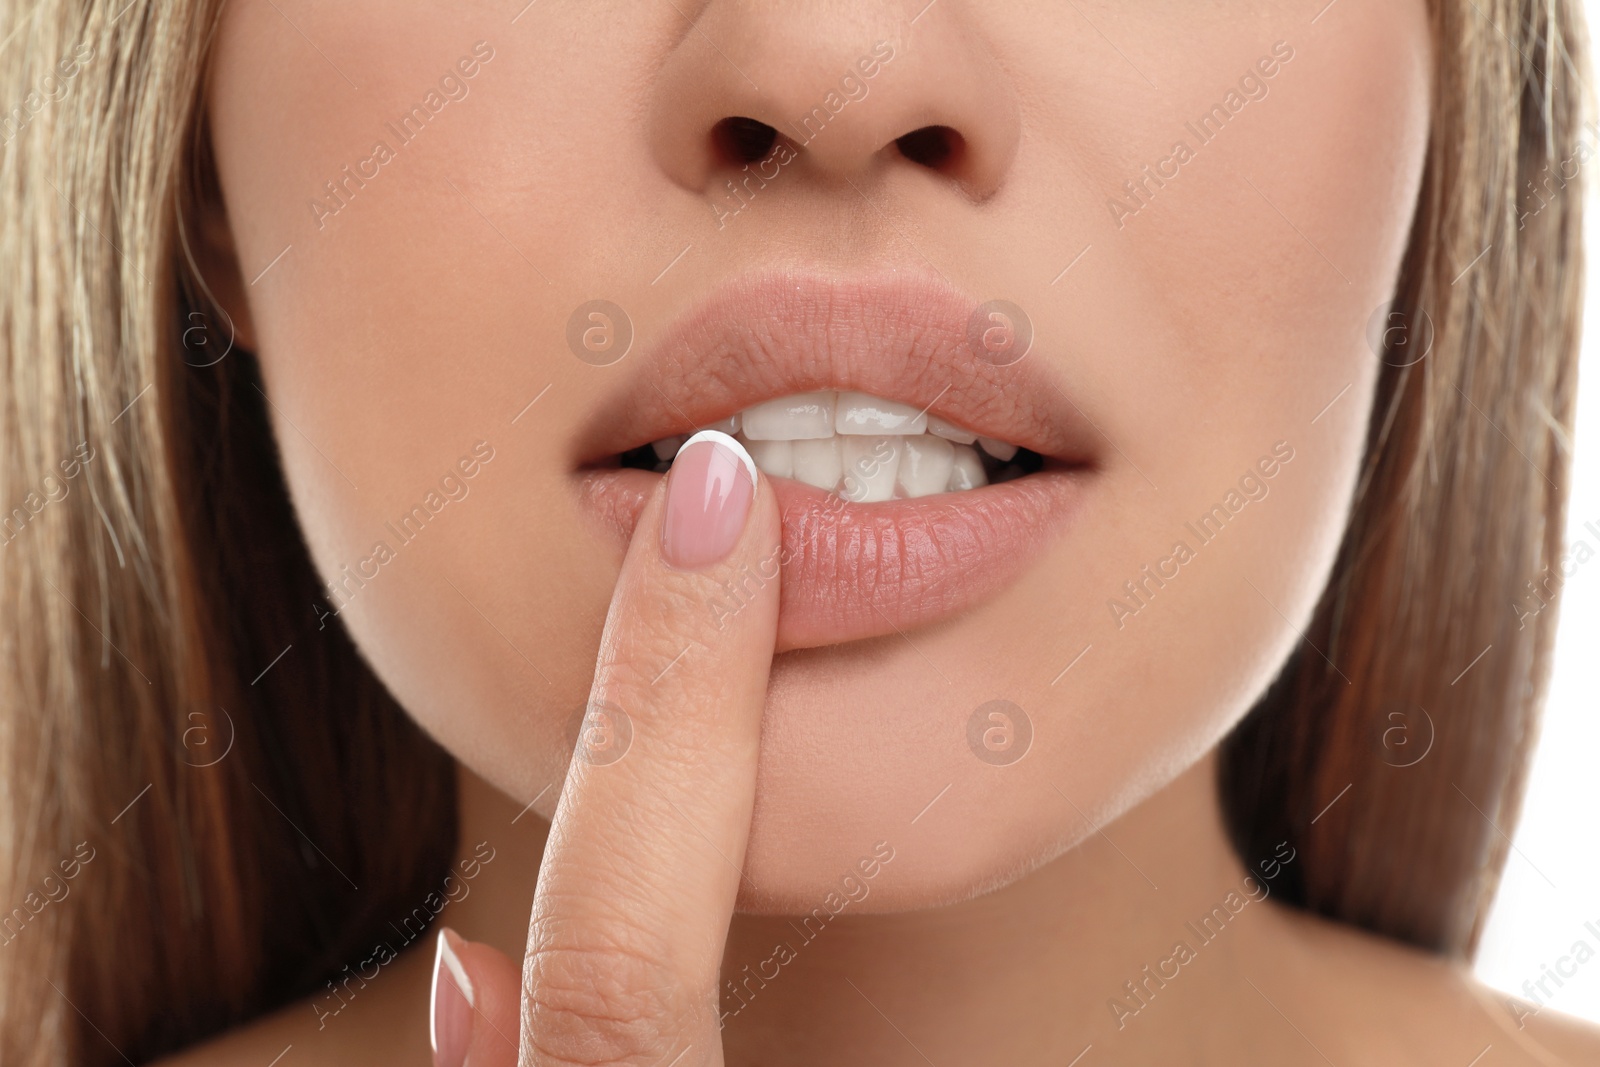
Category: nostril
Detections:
[
  {"x1": 896, "y1": 125, "x2": 962, "y2": 171},
  {"x1": 713, "y1": 116, "x2": 780, "y2": 165}
]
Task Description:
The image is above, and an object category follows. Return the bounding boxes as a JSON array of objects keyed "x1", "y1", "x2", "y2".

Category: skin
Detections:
[{"x1": 160, "y1": 0, "x2": 1600, "y2": 1063}]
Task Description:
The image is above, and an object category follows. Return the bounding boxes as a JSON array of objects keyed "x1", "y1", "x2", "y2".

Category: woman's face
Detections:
[{"x1": 207, "y1": 0, "x2": 1431, "y2": 910}]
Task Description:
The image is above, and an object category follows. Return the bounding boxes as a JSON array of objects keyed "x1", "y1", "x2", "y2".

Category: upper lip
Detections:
[{"x1": 573, "y1": 270, "x2": 1102, "y2": 468}]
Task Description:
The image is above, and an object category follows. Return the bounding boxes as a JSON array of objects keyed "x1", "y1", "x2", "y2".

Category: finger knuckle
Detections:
[
  {"x1": 522, "y1": 942, "x2": 695, "y2": 1066},
  {"x1": 598, "y1": 626, "x2": 700, "y2": 695}
]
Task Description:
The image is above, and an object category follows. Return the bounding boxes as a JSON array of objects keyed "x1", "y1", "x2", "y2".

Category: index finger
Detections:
[{"x1": 522, "y1": 431, "x2": 779, "y2": 1067}]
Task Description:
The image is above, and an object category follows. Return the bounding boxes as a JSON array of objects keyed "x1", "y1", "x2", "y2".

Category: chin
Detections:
[{"x1": 709, "y1": 635, "x2": 1134, "y2": 917}]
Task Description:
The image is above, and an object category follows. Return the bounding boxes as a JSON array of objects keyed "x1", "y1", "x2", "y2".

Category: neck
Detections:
[{"x1": 447, "y1": 750, "x2": 1306, "y2": 1065}]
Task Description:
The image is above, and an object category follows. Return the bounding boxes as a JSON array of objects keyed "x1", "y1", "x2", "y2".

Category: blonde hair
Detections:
[
  {"x1": 2, "y1": 3, "x2": 454, "y2": 1063},
  {"x1": 0, "y1": 0, "x2": 1588, "y2": 1061},
  {"x1": 1221, "y1": 0, "x2": 1589, "y2": 950}
]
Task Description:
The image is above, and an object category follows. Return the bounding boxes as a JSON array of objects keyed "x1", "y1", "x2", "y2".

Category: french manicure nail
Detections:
[
  {"x1": 430, "y1": 928, "x2": 474, "y2": 1067},
  {"x1": 661, "y1": 429, "x2": 757, "y2": 570}
]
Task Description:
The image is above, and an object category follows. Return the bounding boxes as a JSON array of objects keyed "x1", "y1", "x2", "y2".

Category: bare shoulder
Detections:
[
  {"x1": 1513, "y1": 1004, "x2": 1600, "y2": 1065},
  {"x1": 150, "y1": 1001, "x2": 313, "y2": 1067},
  {"x1": 149, "y1": 939, "x2": 434, "y2": 1067},
  {"x1": 1271, "y1": 904, "x2": 1600, "y2": 1065}
]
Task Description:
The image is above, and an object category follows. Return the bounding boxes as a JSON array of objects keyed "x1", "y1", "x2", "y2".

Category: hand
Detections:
[{"x1": 427, "y1": 431, "x2": 780, "y2": 1067}]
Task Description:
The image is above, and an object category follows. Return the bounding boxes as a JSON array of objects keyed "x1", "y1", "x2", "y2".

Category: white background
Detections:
[{"x1": 1474, "y1": 2, "x2": 1600, "y2": 1020}]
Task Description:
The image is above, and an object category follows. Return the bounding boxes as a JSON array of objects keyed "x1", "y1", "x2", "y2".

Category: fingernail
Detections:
[
  {"x1": 430, "y1": 928, "x2": 474, "y2": 1067},
  {"x1": 661, "y1": 430, "x2": 757, "y2": 570}
]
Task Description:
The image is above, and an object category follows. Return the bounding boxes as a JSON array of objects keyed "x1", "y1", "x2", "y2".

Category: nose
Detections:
[{"x1": 648, "y1": 2, "x2": 1021, "y2": 202}]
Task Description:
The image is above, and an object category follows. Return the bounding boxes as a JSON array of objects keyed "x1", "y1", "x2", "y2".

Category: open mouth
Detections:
[
  {"x1": 612, "y1": 389, "x2": 1047, "y2": 500},
  {"x1": 573, "y1": 270, "x2": 1096, "y2": 650}
]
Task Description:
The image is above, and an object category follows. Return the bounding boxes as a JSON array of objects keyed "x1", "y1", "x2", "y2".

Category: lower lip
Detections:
[{"x1": 577, "y1": 468, "x2": 1084, "y2": 650}]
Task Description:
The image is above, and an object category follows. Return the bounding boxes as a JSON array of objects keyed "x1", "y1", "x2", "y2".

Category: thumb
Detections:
[{"x1": 430, "y1": 926, "x2": 521, "y2": 1067}]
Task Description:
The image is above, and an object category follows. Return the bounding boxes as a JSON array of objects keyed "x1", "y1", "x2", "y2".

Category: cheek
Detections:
[
  {"x1": 1044, "y1": 0, "x2": 1433, "y2": 683},
  {"x1": 1092, "y1": 1, "x2": 1433, "y2": 699},
  {"x1": 744, "y1": 6, "x2": 1433, "y2": 905},
  {"x1": 206, "y1": 0, "x2": 652, "y2": 786}
]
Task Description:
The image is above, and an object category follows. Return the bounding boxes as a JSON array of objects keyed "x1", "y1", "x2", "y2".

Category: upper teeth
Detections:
[{"x1": 650, "y1": 391, "x2": 1024, "y2": 500}]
